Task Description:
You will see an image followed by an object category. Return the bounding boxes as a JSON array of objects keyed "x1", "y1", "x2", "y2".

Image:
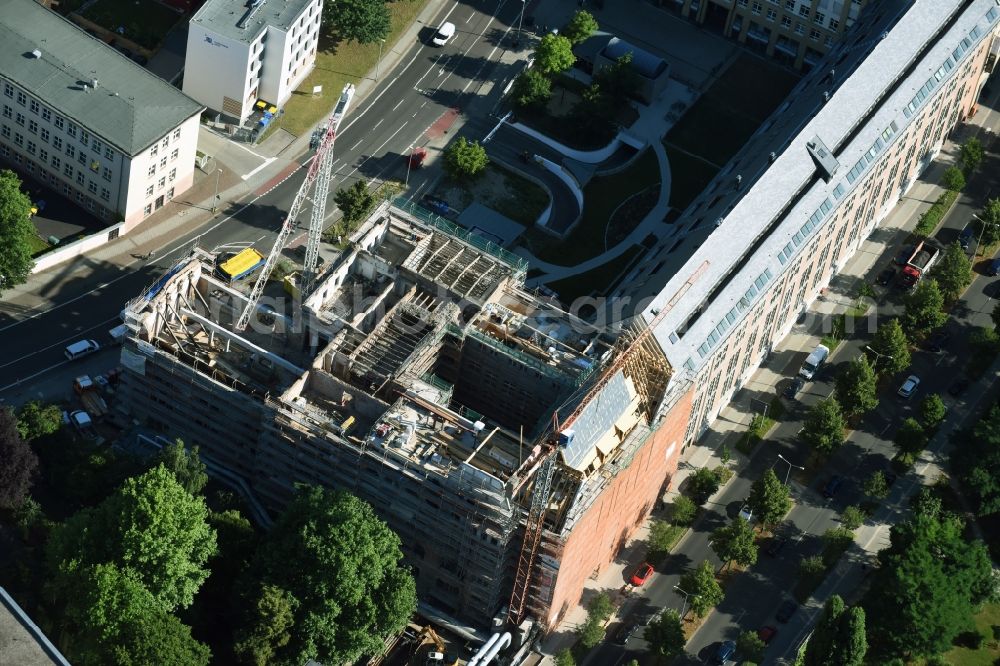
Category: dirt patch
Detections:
[{"x1": 435, "y1": 164, "x2": 549, "y2": 228}]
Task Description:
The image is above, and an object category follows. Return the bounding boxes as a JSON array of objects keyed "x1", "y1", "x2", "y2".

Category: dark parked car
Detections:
[
  {"x1": 960, "y1": 224, "x2": 975, "y2": 250},
  {"x1": 766, "y1": 535, "x2": 787, "y2": 557},
  {"x1": 612, "y1": 622, "x2": 639, "y2": 646},
  {"x1": 893, "y1": 246, "x2": 914, "y2": 265},
  {"x1": 758, "y1": 625, "x2": 778, "y2": 644},
  {"x1": 924, "y1": 331, "x2": 950, "y2": 353},
  {"x1": 989, "y1": 257, "x2": 1000, "y2": 276},
  {"x1": 714, "y1": 640, "x2": 736, "y2": 664},
  {"x1": 784, "y1": 377, "x2": 804, "y2": 399},
  {"x1": 776, "y1": 600, "x2": 798, "y2": 623},
  {"x1": 822, "y1": 475, "x2": 843, "y2": 498},
  {"x1": 948, "y1": 378, "x2": 970, "y2": 397},
  {"x1": 876, "y1": 267, "x2": 896, "y2": 286}
]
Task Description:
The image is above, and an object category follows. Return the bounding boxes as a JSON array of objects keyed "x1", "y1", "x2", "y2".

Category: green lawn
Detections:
[
  {"x1": 490, "y1": 168, "x2": 550, "y2": 228},
  {"x1": 521, "y1": 149, "x2": 660, "y2": 265},
  {"x1": 545, "y1": 244, "x2": 645, "y2": 302},
  {"x1": 81, "y1": 0, "x2": 183, "y2": 50},
  {"x1": 662, "y1": 143, "x2": 721, "y2": 212},
  {"x1": 939, "y1": 604, "x2": 1000, "y2": 665},
  {"x1": 275, "y1": 0, "x2": 430, "y2": 137},
  {"x1": 27, "y1": 233, "x2": 51, "y2": 257}
]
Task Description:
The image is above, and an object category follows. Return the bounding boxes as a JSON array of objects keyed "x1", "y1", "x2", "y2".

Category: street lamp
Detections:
[
  {"x1": 376, "y1": 38, "x2": 385, "y2": 81},
  {"x1": 673, "y1": 585, "x2": 697, "y2": 619},
  {"x1": 749, "y1": 397, "x2": 769, "y2": 420},
  {"x1": 864, "y1": 345, "x2": 892, "y2": 372},
  {"x1": 514, "y1": 0, "x2": 525, "y2": 48},
  {"x1": 211, "y1": 168, "x2": 221, "y2": 213},
  {"x1": 776, "y1": 453, "x2": 805, "y2": 486},
  {"x1": 404, "y1": 144, "x2": 414, "y2": 187},
  {"x1": 973, "y1": 212, "x2": 998, "y2": 258}
]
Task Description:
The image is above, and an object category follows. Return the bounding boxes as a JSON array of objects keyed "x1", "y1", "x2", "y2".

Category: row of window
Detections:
[
  {"x1": 148, "y1": 129, "x2": 183, "y2": 159},
  {"x1": 696, "y1": 266, "x2": 775, "y2": 359},
  {"x1": 0, "y1": 146, "x2": 116, "y2": 216},
  {"x1": 739, "y1": 0, "x2": 840, "y2": 31},
  {"x1": 148, "y1": 150, "x2": 180, "y2": 176}
]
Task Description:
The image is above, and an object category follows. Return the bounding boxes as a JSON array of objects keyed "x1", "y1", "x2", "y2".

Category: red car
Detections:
[
  {"x1": 630, "y1": 562, "x2": 654, "y2": 586},
  {"x1": 758, "y1": 625, "x2": 778, "y2": 644}
]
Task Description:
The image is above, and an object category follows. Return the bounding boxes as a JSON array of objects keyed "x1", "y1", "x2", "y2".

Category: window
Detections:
[
  {"x1": 168, "y1": 168, "x2": 176, "y2": 182},
  {"x1": 77, "y1": 152, "x2": 86, "y2": 165},
  {"x1": 147, "y1": 164, "x2": 155, "y2": 176},
  {"x1": 76, "y1": 171, "x2": 84, "y2": 185},
  {"x1": 26, "y1": 141, "x2": 35, "y2": 155},
  {"x1": 13, "y1": 132, "x2": 22, "y2": 146},
  {"x1": 28, "y1": 120, "x2": 37, "y2": 134},
  {"x1": 52, "y1": 136, "x2": 62, "y2": 150},
  {"x1": 784, "y1": 0, "x2": 794, "y2": 8},
  {"x1": 2, "y1": 83, "x2": 11, "y2": 98},
  {"x1": 51, "y1": 156, "x2": 60, "y2": 170},
  {"x1": 79, "y1": 131, "x2": 89, "y2": 146},
  {"x1": 29, "y1": 100, "x2": 38, "y2": 114},
  {"x1": 41, "y1": 107, "x2": 50, "y2": 122},
  {"x1": 100, "y1": 187, "x2": 110, "y2": 201},
  {"x1": 92, "y1": 139, "x2": 102, "y2": 154},
  {"x1": 782, "y1": 15, "x2": 792, "y2": 27},
  {"x1": 54, "y1": 116, "x2": 64, "y2": 130},
  {"x1": 159, "y1": 156, "x2": 167, "y2": 169},
  {"x1": 798, "y1": 5, "x2": 809, "y2": 16},
  {"x1": 88, "y1": 159, "x2": 98, "y2": 171},
  {"x1": 161, "y1": 137, "x2": 169, "y2": 149},
  {"x1": 16, "y1": 91, "x2": 25, "y2": 105},
  {"x1": 1, "y1": 105, "x2": 9, "y2": 119},
  {"x1": 170, "y1": 148, "x2": 178, "y2": 161},
  {"x1": 15, "y1": 112, "x2": 23, "y2": 126},
  {"x1": 39, "y1": 149, "x2": 47, "y2": 162},
  {"x1": 63, "y1": 163, "x2": 72, "y2": 177},
  {"x1": 810, "y1": 28, "x2": 821, "y2": 40},
  {"x1": 40, "y1": 128, "x2": 48, "y2": 142},
  {"x1": 173, "y1": 128, "x2": 181, "y2": 141},
  {"x1": 102, "y1": 166, "x2": 111, "y2": 181},
  {"x1": 158, "y1": 176, "x2": 166, "y2": 189},
  {"x1": 104, "y1": 147, "x2": 113, "y2": 160},
  {"x1": 146, "y1": 184, "x2": 154, "y2": 197},
  {"x1": 167, "y1": 187, "x2": 174, "y2": 200},
  {"x1": 795, "y1": 22, "x2": 805, "y2": 34},
  {"x1": 829, "y1": 18, "x2": 839, "y2": 30},
  {"x1": 87, "y1": 180, "x2": 97, "y2": 194},
  {"x1": 766, "y1": 8, "x2": 777, "y2": 20},
  {"x1": 67, "y1": 123, "x2": 77, "y2": 138},
  {"x1": 150, "y1": 144, "x2": 158, "y2": 157},
  {"x1": 0, "y1": 126, "x2": 8, "y2": 138},
  {"x1": 813, "y1": 11, "x2": 825, "y2": 24}
]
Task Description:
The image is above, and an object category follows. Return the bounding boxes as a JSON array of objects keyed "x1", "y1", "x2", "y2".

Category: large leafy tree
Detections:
[
  {"x1": 901, "y1": 279, "x2": 947, "y2": 340},
  {"x1": 835, "y1": 355, "x2": 879, "y2": 418},
  {"x1": 47, "y1": 465, "x2": 217, "y2": 612},
  {"x1": 931, "y1": 241, "x2": 973, "y2": 301},
  {"x1": 334, "y1": 180, "x2": 377, "y2": 225},
  {"x1": 235, "y1": 486, "x2": 416, "y2": 666},
  {"x1": 978, "y1": 197, "x2": 1000, "y2": 246},
  {"x1": 863, "y1": 470, "x2": 889, "y2": 500},
  {"x1": 442, "y1": 137, "x2": 489, "y2": 181},
  {"x1": 710, "y1": 516, "x2": 758, "y2": 570},
  {"x1": 0, "y1": 169, "x2": 36, "y2": 293},
  {"x1": 737, "y1": 630, "x2": 766, "y2": 663},
  {"x1": 645, "y1": 609, "x2": 685, "y2": 659},
  {"x1": 679, "y1": 560, "x2": 724, "y2": 618},
  {"x1": 942, "y1": 165, "x2": 966, "y2": 192},
  {"x1": 233, "y1": 584, "x2": 298, "y2": 666},
  {"x1": 864, "y1": 512, "x2": 993, "y2": 659},
  {"x1": 154, "y1": 439, "x2": 208, "y2": 496},
  {"x1": 533, "y1": 34, "x2": 576, "y2": 75},
  {"x1": 960, "y1": 137, "x2": 984, "y2": 176},
  {"x1": 0, "y1": 407, "x2": 39, "y2": 509},
  {"x1": 868, "y1": 319, "x2": 910, "y2": 376},
  {"x1": 511, "y1": 68, "x2": 552, "y2": 110},
  {"x1": 594, "y1": 53, "x2": 641, "y2": 101},
  {"x1": 15, "y1": 401, "x2": 62, "y2": 441},
  {"x1": 919, "y1": 394, "x2": 946, "y2": 430},
  {"x1": 804, "y1": 594, "x2": 866, "y2": 666},
  {"x1": 953, "y1": 407, "x2": 1000, "y2": 516},
  {"x1": 748, "y1": 468, "x2": 792, "y2": 527},
  {"x1": 800, "y1": 398, "x2": 845, "y2": 455},
  {"x1": 324, "y1": 0, "x2": 390, "y2": 44},
  {"x1": 893, "y1": 417, "x2": 927, "y2": 456},
  {"x1": 687, "y1": 466, "x2": 721, "y2": 505},
  {"x1": 562, "y1": 9, "x2": 598, "y2": 45}
]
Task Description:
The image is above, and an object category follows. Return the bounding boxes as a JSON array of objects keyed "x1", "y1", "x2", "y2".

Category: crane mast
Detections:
[{"x1": 234, "y1": 84, "x2": 356, "y2": 331}]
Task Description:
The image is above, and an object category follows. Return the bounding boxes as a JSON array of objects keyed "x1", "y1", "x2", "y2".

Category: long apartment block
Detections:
[{"x1": 116, "y1": 202, "x2": 692, "y2": 631}]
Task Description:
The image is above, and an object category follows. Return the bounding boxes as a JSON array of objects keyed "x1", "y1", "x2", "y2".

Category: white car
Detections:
[
  {"x1": 897, "y1": 374, "x2": 920, "y2": 398},
  {"x1": 431, "y1": 21, "x2": 456, "y2": 46},
  {"x1": 739, "y1": 503, "x2": 753, "y2": 521}
]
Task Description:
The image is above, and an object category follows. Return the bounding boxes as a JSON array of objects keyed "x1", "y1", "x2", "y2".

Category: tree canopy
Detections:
[
  {"x1": 835, "y1": 355, "x2": 879, "y2": 418},
  {"x1": 960, "y1": 137, "x2": 984, "y2": 176},
  {"x1": 942, "y1": 165, "x2": 966, "y2": 192},
  {"x1": 443, "y1": 137, "x2": 489, "y2": 181},
  {"x1": 0, "y1": 169, "x2": 36, "y2": 294},
  {"x1": 804, "y1": 595, "x2": 866, "y2": 666},
  {"x1": 919, "y1": 394, "x2": 946, "y2": 430},
  {"x1": 679, "y1": 560, "x2": 724, "y2": 618},
  {"x1": 738, "y1": 630, "x2": 766, "y2": 663},
  {"x1": 687, "y1": 466, "x2": 722, "y2": 505},
  {"x1": 235, "y1": 485, "x2": 416, "y2": 666},
  {"x1": 893, "y1": 417, "x2": 927, "y2": 456},
  {"x1": 868, "y1": 319, "x2": 911, "y2": 376},
  {"x1": 901, "y1": 279, "x2": 947, "y2": 340},
  {"x1": 748, "y1": 468, "x2": 792, "y2": 527},
  {"x1": 533, "y1": 34, "x2": 576, "y2": 75},
  {"x1": 710, "y1": 516, "x2": 758, "y2": 570},
  {"x1": 953, "y1": 407, "x2": 1000, "y2": 516},
  {"x1": 153, "y1": 439, "x2": 208, "y2": 496},
  {"x1": 931, "y1": 241, "x2": 973, "y2": 301},
  {"x1": 978, "y1": 197, "x2": 1000, "y2": 246},
  {"x1": 511, "y1": 68, "x2": 551, "y2": 110},
  {"x1": 562, "y1": 9, "x2": 598, "y2": 45},
  {"x1": 47, "y1": 464, "x2": 217, "y2": 612},
  {"x1": 0, "y1": 407, "x2": 39, "y2": 509},
  {"x1": 324, "y1": 0, "x2": 390, "y2": 44},
  {"x1": 334, "y1": 180, "x2": 378, "y2": 225},
  {"x1": 864, "y1": 512, "x2": 993, "y2": 659},
  {"x1": 800, "y1": 398, "x2": 845, "y2": 455},
  {"x1": 863, "y1": 470, "x2": 889, "y2": 501},
  {"x1": 15, "y1": 401, "x2": 62, "y2": 441},
  {"x1": 645, "y1": 609, "x2": 685, "y2": 658}
]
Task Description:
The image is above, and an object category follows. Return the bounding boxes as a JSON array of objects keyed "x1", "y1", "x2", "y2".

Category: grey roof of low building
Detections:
[
  {"x1": 0, "y1": 0, "x2": 204, "y2": 156},
  {"x1": 0, "y1": 587, "x2": 70, "y2": 666},
  {"x1": 192, "y1": 0, "x2": 315, "y2": 45},
  {"x1": 602, "y1": 37, "x2": 667, "y2": 80}
]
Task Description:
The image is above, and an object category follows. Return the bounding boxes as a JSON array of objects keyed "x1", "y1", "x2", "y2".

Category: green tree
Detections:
[
  {"x1": 0, "y1": 170, "x2": 36, "y2": 293},
  {"x1": 324, "y1": 0, "x2": 390, "y2": 43},
  {"x1": 671, "y1": 494, "x2": 698, "y2": 526},
  {"x1": 953, "y1": 407, "x2": 1000, "y2": 516},
  {"x1": 15, "y1": 401, "x2": 62, "y2": 441},
  {"x1": 901, "y1": 279, "x2": 947, "y2": 340},
  {"x1": 586, "y1": 592, "x2": 613, "y2": 622},
  {"x1": 533, "y1": 33, "x2": 576, "y2": 74},
  {"x1": 978, "y1": 198, "x2": 1000, "y2": 246},
  {"x1": 919, "y1": 394, "x2": 946, "y2": 430},
  {"x1": 511, "y1": 68, "x2": 552, "y2": 109},
  {"x1": 841, "y1": 505, "x2": 865, "y2": 531},
  {"x1": 562, "y1": 9, "x2": 598, "y2": 45},
  {"x1": 894, "y1": 417, "x2": 928, "y2": 455},
  {"x1": 679, "y1": 560, "x2": 724, "y2": 618},
  {"x1": 334, "y1": 180, "x2": 377, "y2": 225},
  {"x1": 863, "y1": 470, "x2": 889, "y2": 501},
  {"x1": 687, "y1": 466, "x2": 721, "y2": 505},
  {"x1": 555, "y1": 648, "x2": 576, "y2": 666},
  {"x1": 942, "y1": 165, "x2": 966, "y2": 191},
  {"x1": 47, "y1": 465, "x2": 217, "y2": 612},
  {"x1": 233, "y1": 584, "x2": 298, "y2": 666},
  {"x1": 864, "y1": 512, "x2": 993, "y2": 659},
  {"x1": 800, "y1": 398, "x2": 846, "y2": 456},
  {"x1": 970, "y1": 326, "x2": 1000, "y2": 360},
  {"x1": 0, "y1": 407, "x2": 39, "y2": 509},
  {"x1": 835, "y1": 355, "x2": 879, "y2": 418},
  {"x1": 960, "y1": 137, "x2": 984, "y2": 176},
  {"x1": 931, "y1": 241, "x2": 973, "y2": 301},
  {"x1": 868, "y1": 319, "x2": 911, "y2": 376},
  {"x1": 578, "y1": 616, "x2": 605, "y2": 648},
  {"x1": 648, "y1": 519, "x2": 678, "y2": 558},
  {"x1": 153, "y1": 439, "x2": 208, "y2": 496},
  {"x1": 804, "y1": 595, "x2": 866, "y2": 665},
  {"x1": 833, "y1": 606, "x2": 868, "y2": 666},
  {"x1": 442, "y1": 136, "x2": 489, "y2": 181},
  {"x1": 594, "y1": 52, "x2": 642, "y2": 101},
  {"x1": 645, "y1": 609, "x2": 685, "y2": 658},
  {"x1": 236, "y1": 486, "x2": 416, "y2": 666},
  {"x1": 748, "y1": 468, "x2": 792, "y2": 527},
  {"x1": 737, "y1": 630, "x2": 766, "y2": 663},
  {"x1": 992, "y1": 300, "x2": 1000, "y2": 331},
  {"x1": 711, "y1": 517, "x2": 758, "y2": 570},
  {"x1": 911, "y1": 487, "x2": 943, "y2": 520}
]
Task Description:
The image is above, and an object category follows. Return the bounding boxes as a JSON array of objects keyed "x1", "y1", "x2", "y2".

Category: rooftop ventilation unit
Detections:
[
  {"x1": 806, "y1": 135, "x2": 840, "y2": 182},
  {"x1": 237, "y1": 0, "x2": 266, "y2": 29},
  {"x1": 30, "y1": 49, "x2": 41, "y2": 58}
]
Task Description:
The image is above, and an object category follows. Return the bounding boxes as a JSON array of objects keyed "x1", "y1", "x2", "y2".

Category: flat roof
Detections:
[
  {"x1": 0, "y1": 587, "x2": 70, "y2": 666},
  {"x1": 0, "y1": 0, "x2": 204, "y2": 156},
  {"x1": 192, "y1": 0, "x2": 316, "y2": 44}
]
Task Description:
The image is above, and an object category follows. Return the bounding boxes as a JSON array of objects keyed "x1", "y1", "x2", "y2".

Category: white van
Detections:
[
  {"x1": 799, "y1": 344, "x2": 830, "y2": 380},
  {"x1": 64, "y1": 339, "x2": 100, "y2": 360},
  {"x1": 431, "y1": 21, "x2": 456, "y2": 46}
]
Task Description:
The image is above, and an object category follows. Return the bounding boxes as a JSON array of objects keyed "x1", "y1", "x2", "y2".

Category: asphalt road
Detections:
[{"x1": 0, "y1": 0, "x2": 530, "y2": 401}]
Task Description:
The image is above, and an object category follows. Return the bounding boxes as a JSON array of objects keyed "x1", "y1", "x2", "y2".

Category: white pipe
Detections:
[
  {"x1": 468, "y1": 632, "x2": 511, "y2": 666},
  {"x1": 467, "y1": 632, "x2": 502, "y2": 666}
]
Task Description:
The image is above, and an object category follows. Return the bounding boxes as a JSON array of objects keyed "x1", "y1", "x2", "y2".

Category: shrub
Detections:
[{"x1": 914, "y1": 190, "x2": 958, "y2": 237}]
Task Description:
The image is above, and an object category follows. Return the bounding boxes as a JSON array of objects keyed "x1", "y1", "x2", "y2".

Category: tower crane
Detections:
[{"x1": 234, "y1": 84, "x2": 356, "y2": 331}]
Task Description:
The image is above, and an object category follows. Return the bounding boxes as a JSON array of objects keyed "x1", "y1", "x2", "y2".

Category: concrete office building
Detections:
[
  {"x1": 184, "y1": 0, "x2": 322, "y2": 123},
  {"x1": 116, "y1": 202, "x2": 691, "y2": 631},
  {"x1": 668, "y1": 0, "x2": 871, "y2": 70},
  {"x1": 624, "y1": 0, "x2": 999, "y2": 447},
  {"x1": 0, "y1": 0, "x2": 203, "y2": 229}
]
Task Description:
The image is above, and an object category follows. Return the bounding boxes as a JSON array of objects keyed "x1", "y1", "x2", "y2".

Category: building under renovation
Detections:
[{"x1": 116, "y1": 201, "x2": 692, "y2": 631}]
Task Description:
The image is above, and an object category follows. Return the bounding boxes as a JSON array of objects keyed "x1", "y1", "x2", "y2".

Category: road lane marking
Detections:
[
  {"x1": 393, "y1": 98, "x2": 405, "y2": 111},
  {"x1": 373, "y1": 119, "x2": 383, "y2": 129},
  {"x1": 351, "y1": 138, "x2": 363, "y2": 150},
  {"x1": 240, "y1": 157, "x2": 276, "y2": 181}
]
